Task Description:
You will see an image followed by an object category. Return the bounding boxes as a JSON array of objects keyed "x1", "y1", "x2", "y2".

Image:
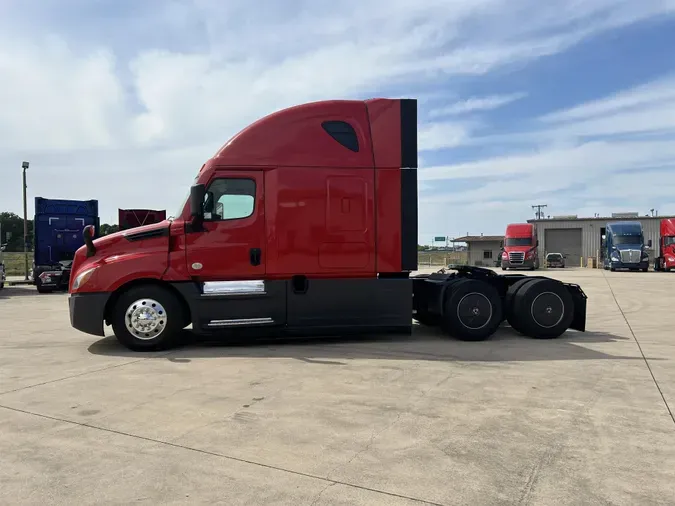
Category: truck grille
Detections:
[
  {"x1": 508, "y1": 252, "x2": 525, "y2": 264},
  {"x1": 620, "y1": 250, "x2": 640, "y2": 263}
]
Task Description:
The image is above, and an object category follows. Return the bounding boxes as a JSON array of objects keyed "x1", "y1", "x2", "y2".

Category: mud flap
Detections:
[{"x1": 565, "y1": 283, "x2": 587, "y2": 332}]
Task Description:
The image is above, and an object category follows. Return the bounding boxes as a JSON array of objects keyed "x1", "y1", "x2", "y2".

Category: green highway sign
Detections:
[{"x1": 434, "y1": 236, "x2": 446, "y2": 242}]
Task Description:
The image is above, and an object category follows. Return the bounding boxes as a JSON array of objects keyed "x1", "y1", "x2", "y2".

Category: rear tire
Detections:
[
  {"x1": 111, "y1": 285, "x2": 185, "y2": 351},
  {"x1": 441, "y1": 279, "x2": 502, "y2": 341},
  {"x1": 36, "y1": 285, "x2": 53, "y2": 294},
  {"x1": 504, "y1": 278, "x2": 537, "y2": 333},
  {"x1": 510, "y1": 278, "x2": 574, "y2": 339}
]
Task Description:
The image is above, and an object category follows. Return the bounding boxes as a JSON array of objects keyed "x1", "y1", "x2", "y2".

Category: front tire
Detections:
[
  {"x1": 111, "y1": 285, "x2": 185, "y2": 351},
  {"x1": 442, "y1": 279, "x2": 502, "y2": 341}
]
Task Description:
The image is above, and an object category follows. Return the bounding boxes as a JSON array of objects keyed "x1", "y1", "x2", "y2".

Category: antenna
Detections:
[{"x1": 532, "y1": 204, "x2": 548, "y2": 220}]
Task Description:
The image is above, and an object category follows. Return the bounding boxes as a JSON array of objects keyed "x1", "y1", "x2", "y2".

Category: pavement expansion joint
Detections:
[{"x1": 0, "y1": 403, "x2": 448, "y2": 506}]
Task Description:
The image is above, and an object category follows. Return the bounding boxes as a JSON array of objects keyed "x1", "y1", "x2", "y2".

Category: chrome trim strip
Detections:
[
  {"x1": 203, "y1": 280, "x2": 265, "y2": 295},
  {"x1": 202, "y1": 291, "x2": 267, "y2": 297},
  {"x1": 207, "y1": 317, "x2": 275, "y2": 327}
]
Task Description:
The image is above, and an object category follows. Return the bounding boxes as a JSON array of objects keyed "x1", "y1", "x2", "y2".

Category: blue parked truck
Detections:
[
  {"x1": 603, "y1": 221, "x2": 650, "y2": 272},
  {"x1": 32, "y1": 197, "x2": 99, "y2": 293}
]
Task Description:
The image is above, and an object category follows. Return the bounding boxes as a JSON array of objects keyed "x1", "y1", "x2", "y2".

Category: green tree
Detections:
[
  {"x1": 0, "y1": 212, "x2": 33, "y2": 251},
  {"x1": 100, "y1": 224, "x2": 120, "y2": 236}
]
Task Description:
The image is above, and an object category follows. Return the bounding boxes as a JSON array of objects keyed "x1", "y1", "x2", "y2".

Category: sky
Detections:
[{"x1": 0, "y1": 0, "x2": 674, "y2": 243}]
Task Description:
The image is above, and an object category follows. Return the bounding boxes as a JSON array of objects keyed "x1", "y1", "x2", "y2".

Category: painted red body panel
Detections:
[
  {"x1": 366, "y1": 99, "x2": 404, "y2": 273},
  {"x1": 375, "y1": 169, "x2": 402, "y2": 273},
  {"x1": 163, "y1": 220, "x2": 190, "y2": 281},
  {"x1": 69, "y1": 99, "x2": 410, "y2": 295},
  {"x1": 264, "y1": 167, "x2": 376, "y2": 277},
  {"x1": 69, "y1": 222, "x2": 170, "y2": 293},
  {"x1": 505, "y1": 223, "x2": 535, "y2": 239},
  {"x1": 366, "y1": 99, "x2": 401, "y2": 168},
  {"x1": 503, "y1": 223, "x2": 536, "y2": 252},
  {"x1": 659, "y1": 218, "x2": 675, "y2": 268},
  {"x1": 212, "y1": 101, "x2": 374, "y2": 168}
]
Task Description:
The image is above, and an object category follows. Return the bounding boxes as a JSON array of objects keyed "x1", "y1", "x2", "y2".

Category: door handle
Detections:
[{"x1": 250, "y1": 248, "x2": 261, "y2": 266}]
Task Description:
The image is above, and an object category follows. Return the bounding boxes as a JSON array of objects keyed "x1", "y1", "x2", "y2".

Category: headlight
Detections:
[
  {"x1": 72, "y1": 266, "x2": 98, "y2": 291},
  {"x1": 610, "y1": 252, "x2": 620, "y2": 261}
]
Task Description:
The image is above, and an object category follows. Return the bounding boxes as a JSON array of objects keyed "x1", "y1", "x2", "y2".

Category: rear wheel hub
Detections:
[
  {"x1": 530, "y1": 292, "x2": 564, "y2": 328},
  {"x1": 456, "y1": 292, "x2": 492, "y2": 330}
]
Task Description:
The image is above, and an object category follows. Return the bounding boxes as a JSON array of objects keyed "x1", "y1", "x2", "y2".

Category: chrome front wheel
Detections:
[
  {"x1": 125, "y1": 298, "x2": 167, "y2": 340},
  {"x1": 112, "y1": 285, "x2": 185, "y2": 351}
]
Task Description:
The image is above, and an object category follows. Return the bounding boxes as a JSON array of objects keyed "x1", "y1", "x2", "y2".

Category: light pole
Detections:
[{"x1": 22, "y1": 161, "x2": 29, "y2": 280}]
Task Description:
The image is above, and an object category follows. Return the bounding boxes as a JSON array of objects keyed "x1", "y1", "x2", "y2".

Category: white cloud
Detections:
[
  {"x1": 539, "y1": 75, "x2": 675, "y2": 124},
  {"x1": 415, "y1": 72, "x2": 675, "y2": 239},
  {"x1": 419, "y1": 139, "x2": 675, "y2": 182},
  {"x1": 0, "y1": 0, "x2": 674, "y2": 232},
  {"x1": 0, "y1": 38, "x2": 126, "y2": 151},
  {"x1": 418, "y1": 121, "x2": 478, "y2": 151},
  {"x1": 429, "y1": 93, "x2": 527, "y2": 117}
]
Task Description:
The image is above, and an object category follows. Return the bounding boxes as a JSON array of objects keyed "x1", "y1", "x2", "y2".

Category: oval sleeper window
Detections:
[{"x1": 322, "y1": 121, "x2": 359, "y2": 152}]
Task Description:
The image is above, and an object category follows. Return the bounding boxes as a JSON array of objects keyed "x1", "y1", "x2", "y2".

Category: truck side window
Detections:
[
  {"x1": 322, "y1": 121, "x2": 359, "y2": 152},
  {"x1": 204, "y1": 178, "x2": 256, "y2": 221}
]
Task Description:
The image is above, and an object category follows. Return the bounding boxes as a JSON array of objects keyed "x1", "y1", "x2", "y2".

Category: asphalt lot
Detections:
[{"x1": 1, "y1": 268, "x2": 674, "y2": 505}]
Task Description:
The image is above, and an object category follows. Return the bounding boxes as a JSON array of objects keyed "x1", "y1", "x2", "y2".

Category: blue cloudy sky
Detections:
[{"x1": 1, "y1": 0, "x2": 674, "y2": 242}]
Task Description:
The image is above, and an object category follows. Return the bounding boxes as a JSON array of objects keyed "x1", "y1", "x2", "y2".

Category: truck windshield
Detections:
[
  {"x1": 613, "y1": 234, "x2": 642, "y2": 245},
  {"x1": 665, "y1": 236, "x2": 675, "y2": 246},
  {"x1": 505, "y1": 238, "x2": 532, "y2": 246}
]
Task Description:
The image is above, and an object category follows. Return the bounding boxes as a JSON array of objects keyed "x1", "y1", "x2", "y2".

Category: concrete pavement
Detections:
[{"x1": 0, "y1": 268, "x2": 674, "y2": 505}]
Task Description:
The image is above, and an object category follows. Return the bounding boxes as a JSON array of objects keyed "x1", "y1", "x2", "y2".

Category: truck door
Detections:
[
  {"x1": 184, "y1": 170, "x2": 285, "y2": 331},
  {"x1": 185, "y1": 170, "x2": 265, "y2": 280}
]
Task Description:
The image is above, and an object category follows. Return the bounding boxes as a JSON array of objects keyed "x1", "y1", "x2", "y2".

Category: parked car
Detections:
[{"x1": 546, "y1": 252, "x2": 565, "y2": 268}]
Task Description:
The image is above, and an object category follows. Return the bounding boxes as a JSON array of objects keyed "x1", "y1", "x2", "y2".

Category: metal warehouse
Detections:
[{"x1": 529, "y1": 213, "x2": 675, "y2": 267}]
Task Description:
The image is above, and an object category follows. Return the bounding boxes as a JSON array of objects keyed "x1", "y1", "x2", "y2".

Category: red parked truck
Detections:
[
  {"x1": 118, "y1": 209, "x2": 167, "y2": 231},
  {"x1": 68, "y1": 98, "x2": 587, "y2": 351},
  {"x1": 501, "y1": 223, "x2": 539, "y2": 270},
  {"x1": 654, "y1": 218, "x2": 675, "y2": 272}
]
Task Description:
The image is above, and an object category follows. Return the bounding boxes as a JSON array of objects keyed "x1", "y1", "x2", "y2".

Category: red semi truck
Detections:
[
  {"x1": 68, "y1": 98, "x2": 587, "y2": 351},
  {"x1": 118, "y1": 209, "x2": 167, "y2": 231},
  {"x1": 501, "y1": 223, "x2": 539, "y2": 270},
  {"x1": 654, "y1": 218, "x2": 675, "y2": 272}
]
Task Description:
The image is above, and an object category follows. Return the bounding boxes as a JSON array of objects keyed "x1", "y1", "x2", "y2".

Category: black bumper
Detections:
[
  {"x1": 502, "y1": 259, "x2": 537, "y2": 269},
  {"x1": 609, "y1": 260, "x2": 649, "y2": 270},
  {"x1": 69, "y1": 292, "x2": 111, "y2": 336}
]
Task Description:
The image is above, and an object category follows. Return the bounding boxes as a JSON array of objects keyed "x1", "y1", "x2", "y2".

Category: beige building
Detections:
[
  {"x1": 528, "y1": 213, "x2": 675, "y2": 267},
  {"x1": 455, "y1": 235, "x2": 504, "y2": 267}
]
